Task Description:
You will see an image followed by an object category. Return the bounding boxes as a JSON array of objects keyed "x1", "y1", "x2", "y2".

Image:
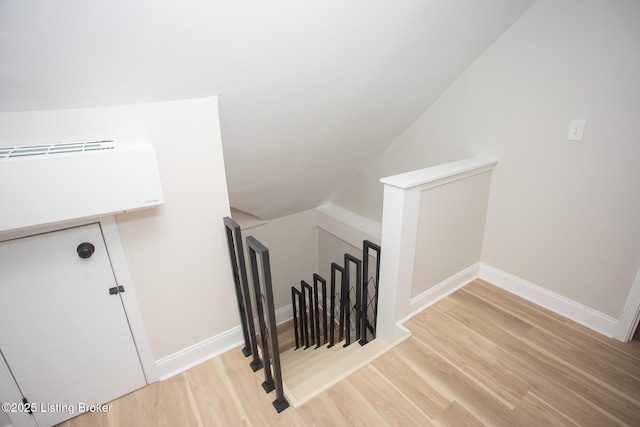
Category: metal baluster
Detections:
[
  {"x1": 344, "y1": 254, "x2": 362, "y2": 346},
  {"x1": 291, "y1": 287, "x2": 302, "y2": 349},
  {"x1": 360, "y1": 240, "x2": 381, "y2": 345},
  {"x1": 316, "y1": 273, "x2": 328, "y2": 345},
  {"x1": 246, "y1": 236, "x2": 289, "y2": 413},
  {"x1": 312, "y1": 274, "x2": 326, "y2": 348},
  {"x1": 341, "y1": 259, "x2": 350, "y2": 347},
  {"x1": 299, "y1": 286, "x2": 307, "y2": 350},
  {"x1": 329, "y1": 263, "x2": 343, "y2": 348},
  {"x1": 223, "y1": 217, "x2": 262, "y2": 371},
  {"x1": 301, "y1": 280, "x2": 315, "y2": 348}
]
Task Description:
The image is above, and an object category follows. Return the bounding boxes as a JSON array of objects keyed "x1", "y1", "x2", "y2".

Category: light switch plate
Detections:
[{"x1": 567, "y1": 119, "x2": 586, "y2": 141}]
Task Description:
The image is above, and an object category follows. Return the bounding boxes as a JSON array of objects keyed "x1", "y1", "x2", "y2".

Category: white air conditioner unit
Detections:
[{"x1": 0, "y1": 138, "x2": 164, "y2": 233}]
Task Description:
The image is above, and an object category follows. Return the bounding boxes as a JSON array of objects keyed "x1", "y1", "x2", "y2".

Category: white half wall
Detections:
[{"x1": 376, "y1": 158, "x2": 497, "y2": 343}]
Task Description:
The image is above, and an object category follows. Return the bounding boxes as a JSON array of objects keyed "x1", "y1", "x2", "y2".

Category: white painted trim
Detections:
[
  {"x1": 0, "y1": 352, "x2": 38, "y2": 427},
  {"x1": 479, "y1": 263, "x2": 618, "y2": 337},
  {"x1": 400, "y1": 261, "x2": 621, "y2": 340},
  {"x1": 0, "y1": 216, "x2": 105, "y2": 242},
  {"x1": 156, "y1": 304, "x2": 293, "y2": 381},
  {"x1": 230, "y1": 208, "x2": 268, "y2": 230},
  {"x1": 99, "y1": 216, "x2": 160, "y2": 383},
  {"x1": 316, "y1": 203, "x2": 381, "y2": 247},
  {"x1": 380, "y1": 157, "x2": 498, "y2": 190},
  {"x1": 393, "y1": 323, "x2": 412, "y2": 342},
  {"x1": 156, "y1": 327, "x2": 245, "y2": 380},
  {"x1": 407, "y1": 263, "x2": 480, "y2": 319},
  {"x1": 614, "y1": 266, "x2": 640, "y2": 341},
  {"x1": 376, "y1": 184, "x2": 422, "y2": 343},
  {"x1": 276, "y1": 304, "x2": 294, "y2": 325}
]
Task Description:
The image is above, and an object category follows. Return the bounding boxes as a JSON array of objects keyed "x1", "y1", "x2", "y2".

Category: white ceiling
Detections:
[{"x1": 0, "y1": 0, "x2": 535, "y2": 219}]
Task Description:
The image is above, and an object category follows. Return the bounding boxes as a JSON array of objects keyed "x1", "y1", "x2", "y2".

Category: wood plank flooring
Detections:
[{"x1": 57, "y1": 280, "x2": 640, "y2": 426}]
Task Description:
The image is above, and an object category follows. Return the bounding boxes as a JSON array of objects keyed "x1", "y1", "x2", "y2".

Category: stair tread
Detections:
[
  {"x1": 281, "y1": 341, "x2": 351, "y2": 376},
  {"x1": 281, "y1": 338, "x2": 394, "y2": 408}
]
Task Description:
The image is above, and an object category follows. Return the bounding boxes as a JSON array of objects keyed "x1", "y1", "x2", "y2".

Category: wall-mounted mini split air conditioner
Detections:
[{"x1": 0, "y1": 138, "x2": 164, "y2": 233}]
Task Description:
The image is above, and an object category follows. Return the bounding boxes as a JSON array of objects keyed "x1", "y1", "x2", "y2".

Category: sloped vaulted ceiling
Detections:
[{"x1": 0, "y1": 0, "x2": 535, "y2": 219}]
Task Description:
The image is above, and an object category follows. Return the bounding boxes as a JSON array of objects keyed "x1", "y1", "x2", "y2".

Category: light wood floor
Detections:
[{"x1": 57, "y1": 280, "x2": 640, "y2": 426}]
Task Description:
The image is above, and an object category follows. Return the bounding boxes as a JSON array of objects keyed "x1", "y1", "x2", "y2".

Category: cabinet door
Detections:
[{"x1": 0, "y1": 223, "x2": 146, "y2": 426}]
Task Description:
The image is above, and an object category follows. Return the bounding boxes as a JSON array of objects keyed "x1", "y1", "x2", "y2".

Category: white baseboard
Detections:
[
  {"x1": 407, "y1": 263, "x2": 480, "y2": 319},
  {"x1": 393, "y1": 322, "x2": 412, "y2": 342},
  {"x1": 276, "y1": 304, "x2": 293, "y2": 325},
  {"x1": 156, "y1": 304, "x2": 294, "y2": 381},
  {"x1": 155, "y1": 326, "x2": 244, "y2": 380},
  {"x1": 405, "y1": 262, "x2": 619, "y2": 338},
  {"x1": 478, "y1": 263, "x2": 618, "y2": 338}
]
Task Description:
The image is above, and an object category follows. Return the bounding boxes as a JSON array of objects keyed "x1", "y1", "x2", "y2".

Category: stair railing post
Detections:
[
  {"x1": 344, "y1": 254, "x2": 362, "y2": 346},
  {"x1": 341, "y1": 258, "x2": 349, "y2": 347},
  {"x1": 223, "y1": 217, "x2": 262, "y2": 371},
  {"x1": 301, "y1": 280, "x2": 315, "y2": 348},
  {"x1": 246, "y1": 236, "x2": 289, "y2": 413},
  {"x1": 291, "y1": 287, "x2": 302, "y2": 349},
  {"x1": 360, "y1": 240, "x2": 381, "y2": 345},
  {"x1": 329, "y1": 263, "x2": 343, "y2": 348},
  {"x1": 312, "y1": 274, "x2": 326, "y2": 348},
  {"x1": 317, "y1": 274, "x2": 328, "y2": 345},
  {"x1": 300, "y1": 285, "x2": 308, "y2": 349}
]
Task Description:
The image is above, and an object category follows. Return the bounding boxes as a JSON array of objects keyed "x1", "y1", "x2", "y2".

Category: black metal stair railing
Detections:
[
  {"x1": 291, "y1": 287, "x2": 303, "y2": 350},
  {"x1": 301, "y1": 280, "x2": 315, "y2": 348},
  {"x1": 360, "y1": 240, "x2": 381, "y2": 345},
  {"x1": 225, "y1": 219, "x2": 381, "y2": 414},
  {"x1": 329, "y1": 262, "x2": 344, "y2": 348},
  {"x1": 291, "y1": 240, "x2": 381, "y2": 352},
  {"x1": 223, "y1": 217, "x2": 262, "y2": 371},
  {"x1": 313, "y1": 273, "x2": 327, "y2": 348},
  {"x1": 343, "y1": 253, "x2": 361, "y2": 347},
  {"x1": 223, "y1": 217, "x2": 289, "y2": 413},
  {"x1": 246, "y1": 236, "x2": 290, "y2": 413}
]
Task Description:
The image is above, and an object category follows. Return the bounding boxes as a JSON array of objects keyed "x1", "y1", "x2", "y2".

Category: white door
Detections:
[{"x1": 0, "y1": 223, "x2": 146, "y2": 427}]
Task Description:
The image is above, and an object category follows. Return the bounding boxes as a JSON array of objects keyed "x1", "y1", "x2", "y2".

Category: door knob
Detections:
[{"x1": 77, "y1": 242, "x2": 95, "y2": 259}]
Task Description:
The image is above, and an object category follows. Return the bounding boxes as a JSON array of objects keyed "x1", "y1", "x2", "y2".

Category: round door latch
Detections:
[{"x1": 77, "y1": 242, "x2": 95, "y2": 259}]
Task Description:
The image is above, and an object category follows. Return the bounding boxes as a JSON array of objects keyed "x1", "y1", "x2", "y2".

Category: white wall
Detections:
[
  {"x1": 241, "y1": 209, "x2": 319, "y2": 312},
  {"x1": 0, "y1": 97, "x2": 236, "y2": 360},
  {"x1": 318, "y1": 228, "x2": 362, "y2": 286},
  {"x1": 334, "y1": 0, "x2": 640, "y2": 319}
]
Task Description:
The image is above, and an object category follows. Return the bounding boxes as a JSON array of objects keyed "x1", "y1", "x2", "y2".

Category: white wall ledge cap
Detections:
[
  {"x1": 380, "y1": 157, "x2": 498, "y2": 190},
  {"x1": 316, "y1": 203, "x2": 381, "y2": 245}
]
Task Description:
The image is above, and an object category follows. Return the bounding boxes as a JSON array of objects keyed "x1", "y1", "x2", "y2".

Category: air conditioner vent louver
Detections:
[
  {"x1": 0, "y1": 147, "x2": 11, "y2": 159},
  {"x1": 0, "y1": 140, "x2": 115, "y2": 159}
]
